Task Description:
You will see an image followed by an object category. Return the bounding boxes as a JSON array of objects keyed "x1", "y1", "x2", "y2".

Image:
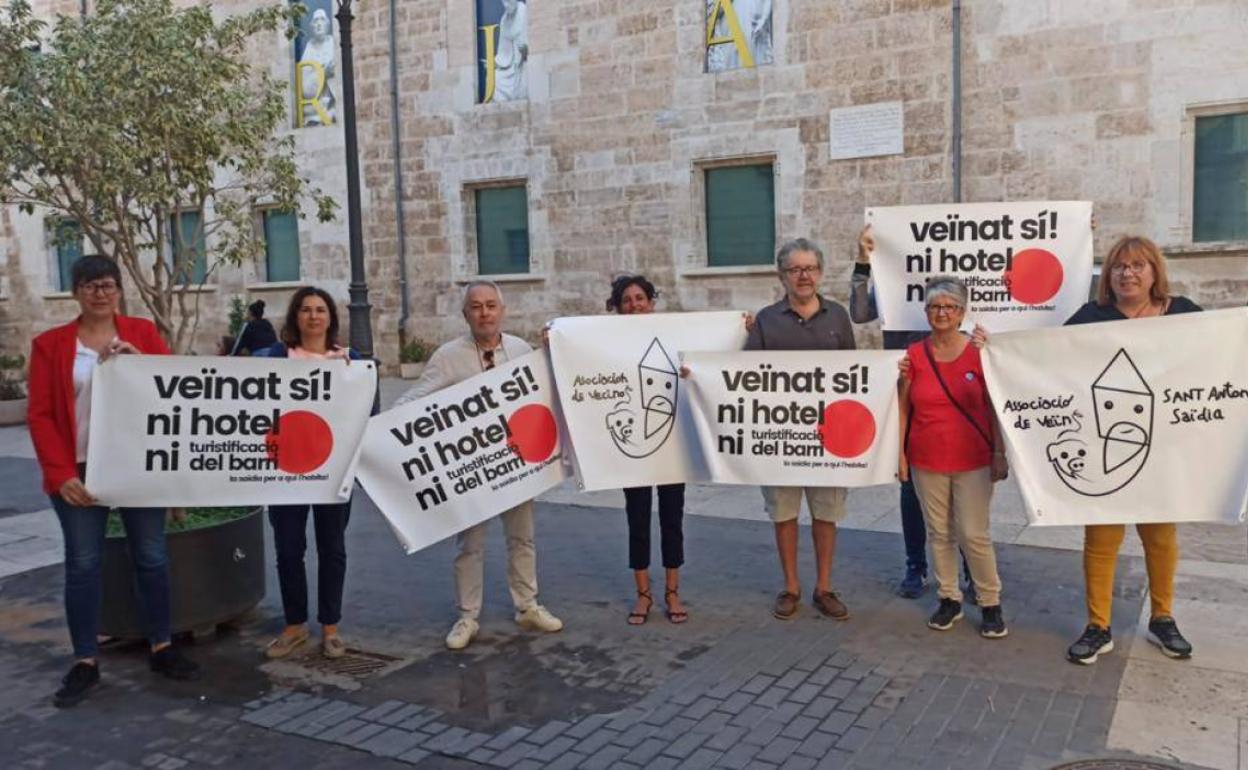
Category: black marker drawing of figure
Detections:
[
  {"x1": 604, "y1": 338, "x2": 678, "y2": 459},
  {"x1": 1045, "y1": 349, "x2": 1153, "y2": 497}
]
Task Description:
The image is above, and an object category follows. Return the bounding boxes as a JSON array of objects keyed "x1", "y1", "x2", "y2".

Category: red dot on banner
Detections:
[
  {"x1": 265, "y1": 410, "x2": 334, "y2": 474},
  {"x1": 1004, "y1": 248, "x2": 1064, "y2": 304},
  {"x1": 819, "y1": 400, "x2": 876, "y2": 459},
  {"x1": 507, "y1": 404, "x2": 558, "y2": 463}
]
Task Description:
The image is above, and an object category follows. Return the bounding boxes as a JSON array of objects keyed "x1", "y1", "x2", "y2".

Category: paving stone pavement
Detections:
[
  {"x1": 0, "y1": 489, "x2": 1221, "y2": 770},
  {"x1": 0, "y1": 407, "x2": 1240, "y2": 770}
]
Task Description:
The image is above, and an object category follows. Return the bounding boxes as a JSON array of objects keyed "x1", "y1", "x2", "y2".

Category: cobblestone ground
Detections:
[{"x1": 0, "y1": 497, "x2": 1210, "y2": 770}]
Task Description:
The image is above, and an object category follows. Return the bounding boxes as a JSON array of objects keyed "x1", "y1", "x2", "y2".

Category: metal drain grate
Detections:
[
  {"x1": 1049, "y1": 761, "x2": 1182, "y2": 770},
  {"x1": 293, "y1": 648, "x2": 406, "y2": 679}
]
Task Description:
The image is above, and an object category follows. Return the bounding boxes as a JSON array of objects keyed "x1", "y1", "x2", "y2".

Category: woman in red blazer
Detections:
[{"x1": 27, "y1": 255, "x2": 200, "y2": 708}]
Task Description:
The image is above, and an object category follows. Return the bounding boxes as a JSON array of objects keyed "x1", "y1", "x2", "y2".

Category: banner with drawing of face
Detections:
[
  {"x1": 548, "y1": 312, "x2": 748, "y2": 491},
  {"x1": 355, "y1": 349, "x2": 567, "y2": 554},
  {"x1": 85, "y1": 356, "x2": 377, "y2": 506},
  {"x1": 982, "y1": 308, "x2": 1248, "y2": 526},
  {"x1": 683, "y1": 350, "x2": 902, "y2": 487},
  {"x1": 867, "y1": 201, "x2": 1094, "y2": 332}
]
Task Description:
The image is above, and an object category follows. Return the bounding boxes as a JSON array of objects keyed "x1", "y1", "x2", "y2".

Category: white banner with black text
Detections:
[
  {"x1": 86, "y1": 355, "x2": 377, "y2": 506},
  {"x1": 683, "y1": 350, "x2": 903, "y2": 487},
  {"x1": 355, "y1": 349, "x2": 569, "y2": 554},
  {"x1": 867, "y1": 200, "x2": 1094, "y2": 332},
  {"x1": 982, "y1": 308, "x2": 1248, "y2": 526}
]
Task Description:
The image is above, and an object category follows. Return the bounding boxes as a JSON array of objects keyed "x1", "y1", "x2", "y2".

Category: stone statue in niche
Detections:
[
  {"x1": 491, "y1": 0, "x2": 528, "y2": 102},
  {"x1": 296, "y1": 8, "x2": 336, "y2": 126}
]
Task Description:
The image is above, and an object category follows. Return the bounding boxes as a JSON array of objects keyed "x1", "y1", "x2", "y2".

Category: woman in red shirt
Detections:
[
  {"x1": 898, "y1": 276, "x2": 1009, "y2": 638},
  {"x1": 27, "y1": 255, "x2": 200, "y2": 708}
]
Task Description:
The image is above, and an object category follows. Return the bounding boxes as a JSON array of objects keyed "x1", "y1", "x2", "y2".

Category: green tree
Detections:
[{"x1": 0, "y1": 0, "x2": 336, "y2": 352}]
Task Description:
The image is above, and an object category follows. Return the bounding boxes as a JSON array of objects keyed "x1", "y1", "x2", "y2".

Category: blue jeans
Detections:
[
  {"x1": 899, "y1": 478, "x2": 928, "y2": 573},
  {"x1": 51, "y1": 498, "x2": 172, "y2": 658}
]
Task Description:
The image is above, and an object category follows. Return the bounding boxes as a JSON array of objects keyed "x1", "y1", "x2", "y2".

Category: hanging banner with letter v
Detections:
[
  {"x1": 85, "y1": 355, "x2": 377, "y2": 507},
  {"x1": 683, "y1": 350, "x2": 903, "y2": 487},
  {"x1": 355, "y1": 349, "x2": 569, "y2": 554},
  {"x1": 866, "y1": 201, "x2": 1093, "y2": 332},
  {"x1": 982, "y1": 308, "x2": 1248, "y2": 527}
]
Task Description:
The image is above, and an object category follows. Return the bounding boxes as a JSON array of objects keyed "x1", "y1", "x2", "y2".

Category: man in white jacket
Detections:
[{"x1": 396, "y1": 281, "x2": 563, "y2": 650}]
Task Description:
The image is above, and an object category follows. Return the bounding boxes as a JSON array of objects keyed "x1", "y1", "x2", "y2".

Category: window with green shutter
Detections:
[
  {"x1": 1194, "y1": 112, "x2": 1248, "y2": 242},
  {"x1": 706, "y1": 164, "x2": 775, "y2": 267},
  {"x1": 262, "y1": 210, "x2": 301, "y2": 282},
  {"x1": 169, "y1": 210, "x2": 208, "y2": 284},
  {"x1": 475, "y1": 185, "x2": 530, "y2": 275},
  {"x1": 53, "y1": 219, "x2": 83, "y2": 291}
]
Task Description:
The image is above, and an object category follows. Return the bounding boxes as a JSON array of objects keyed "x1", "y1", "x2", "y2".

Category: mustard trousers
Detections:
[{"x1": 1083, "y1": 523, "x2": 1177, "y2": 629}]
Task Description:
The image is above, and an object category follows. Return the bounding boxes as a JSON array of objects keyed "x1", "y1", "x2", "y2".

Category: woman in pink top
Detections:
[
  {"x1": 256, "y1": 287, "x2": 357, "y2": 659},
  {"x1": 899, "y1": 276, "x2": 1009, "y2": 639}
]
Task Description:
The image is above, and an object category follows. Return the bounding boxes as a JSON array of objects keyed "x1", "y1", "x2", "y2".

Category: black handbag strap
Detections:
[{"x1": 922, "y1": 339, "x2": 993, "y2": 450}]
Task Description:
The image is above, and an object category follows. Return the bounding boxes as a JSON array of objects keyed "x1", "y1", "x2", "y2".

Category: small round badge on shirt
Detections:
[{"x1": 965, "y1": 372, "x2": 976, "y2": 382}]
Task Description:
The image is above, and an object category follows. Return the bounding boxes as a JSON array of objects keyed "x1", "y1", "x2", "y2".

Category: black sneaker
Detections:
[
  {"x1": 1067, "y1": 625, "x2": 1114, "y2": 665},
  {"x1": 54, "y1": 661, "x2": 100, "y2": 708},
  {"x1": 1147, "y1": 616, "x2": 1193, "y2": 660},
  {"x1": 927, "y1": 598, "x2": 963, "y2": 631},
  {"x1": 896, "y1": 566, "x2": 928, "y2": 599},
  {"x1": 149, "y1": 646, "x2": 202, "y2": 681},
  {"x1": 979, "y1": 605, "x2": 1008, "y2": 639}
]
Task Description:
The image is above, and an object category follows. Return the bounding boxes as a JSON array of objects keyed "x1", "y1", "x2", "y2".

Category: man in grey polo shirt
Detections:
[{"x1": 746, "y1": 238, "x2": 856, "y2": 621}]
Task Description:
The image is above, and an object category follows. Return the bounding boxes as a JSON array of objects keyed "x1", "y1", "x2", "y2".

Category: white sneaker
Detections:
[
  {"x1": 515, "y1": 605, "x2": 563, "y2": 633},
  {"x1": 445, "y1": 618, "x2": 479, "y2": 651}
]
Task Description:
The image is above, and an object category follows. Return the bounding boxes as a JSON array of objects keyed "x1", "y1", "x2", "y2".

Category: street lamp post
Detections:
[{"x1": 336, "y1": 0, "x2": 373, "y2": 357}]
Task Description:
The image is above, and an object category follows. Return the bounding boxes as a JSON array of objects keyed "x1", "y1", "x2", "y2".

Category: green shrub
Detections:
[
  {"x1": 106, "y1": 506, "x2": 253, "y2": 538},
  {"x1": 400, "y1": 338, "x2": 431, "y2": 364},
  {"x1": 0, "y1": 353, "x2": 26, "y2": 401}
]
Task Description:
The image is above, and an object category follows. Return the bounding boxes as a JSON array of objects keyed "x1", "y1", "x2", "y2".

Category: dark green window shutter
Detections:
[
  {"x1": 476, "y1": 186, "x2": 530, "y2": 275},
  {"x1": 263, "y1": 210, "x2": 302, "y2": 282},
  {"x1": 1194, "y1": 113, "x2": 1248, "y2": 242},
  {"x1": 706, "y1": 164, "x2": 775, "y2": 267}
]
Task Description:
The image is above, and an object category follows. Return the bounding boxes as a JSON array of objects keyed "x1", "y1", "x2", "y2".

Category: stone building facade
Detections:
[
  {"x1": 0, "y1": 0, "x2": 362, "y2": 357},
  {"x1": 3, "y1": 0, "x2": 1246, "y2": 366}
]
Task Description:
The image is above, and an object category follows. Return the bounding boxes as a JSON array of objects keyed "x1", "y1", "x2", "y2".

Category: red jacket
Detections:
[{"x1": 28, "y1": 316, "x2": 170, "y2": 494}]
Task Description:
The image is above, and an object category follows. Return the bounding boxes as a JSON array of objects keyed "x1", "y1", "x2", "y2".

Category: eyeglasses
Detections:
[
  {"x1": 79, "y1": 281, "x2": 119, "y2": 296},
  {"x1": 1110, "y1": 260, "x2": 1150, "y2": 276},
  {"x1": 927, "y1": 304, "x2": 964, "y2": 315},
  {"x1": 782, "y1": 265, "x2": 821, "y2": 277}
]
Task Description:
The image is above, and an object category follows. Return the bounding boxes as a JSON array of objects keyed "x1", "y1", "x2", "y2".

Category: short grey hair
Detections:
[
  {"x1": 461, "y1": 280, "x2": 505, "y2": 309},
  {"x1": 924, "y1": 275, "x2": 969, "y2": 308},
  {"x1": 776, "y1": 238, "x2": 825, "y2": 271}
]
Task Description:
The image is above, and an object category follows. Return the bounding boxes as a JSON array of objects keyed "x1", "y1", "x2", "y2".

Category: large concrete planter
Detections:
[
  {"x1": 399, "y1": 362, "x2": 426, "y2": 379},
  {"x1": 100, "y1": 507, "x2": 266, "y2": 639},
  {"x1": 0, "y1": 398, "x2": 27, "y2": 426}
]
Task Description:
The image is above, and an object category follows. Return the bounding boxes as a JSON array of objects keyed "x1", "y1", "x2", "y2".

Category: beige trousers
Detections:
[
  {"x1": 454, "y1": 501, "x2": 538, "y2": 620},
  {"x1": 912, "y1": 466, "x2": 1002, "y2": 607}
]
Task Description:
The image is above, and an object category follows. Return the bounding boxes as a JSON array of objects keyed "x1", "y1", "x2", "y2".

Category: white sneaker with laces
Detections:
[
  {"x1": 445, "y1": 617, "x2": 479, "y2": 650},
  {"x1": 515, "y1": 605, "x2": 563, "y2": 633}
]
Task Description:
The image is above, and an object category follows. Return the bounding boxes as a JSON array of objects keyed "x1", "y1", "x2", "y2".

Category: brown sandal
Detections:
[
  {"x1": 627, "y1": 590, "x2": 653, "y2": 625},
  {"x1": 665, "y1": 587, "x2": 689, "y2": 624}
]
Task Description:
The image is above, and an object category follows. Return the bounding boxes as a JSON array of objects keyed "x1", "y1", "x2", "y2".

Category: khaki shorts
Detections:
[{"x1": 761, "y1": 486, "x2": 848, "y2": 523}]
